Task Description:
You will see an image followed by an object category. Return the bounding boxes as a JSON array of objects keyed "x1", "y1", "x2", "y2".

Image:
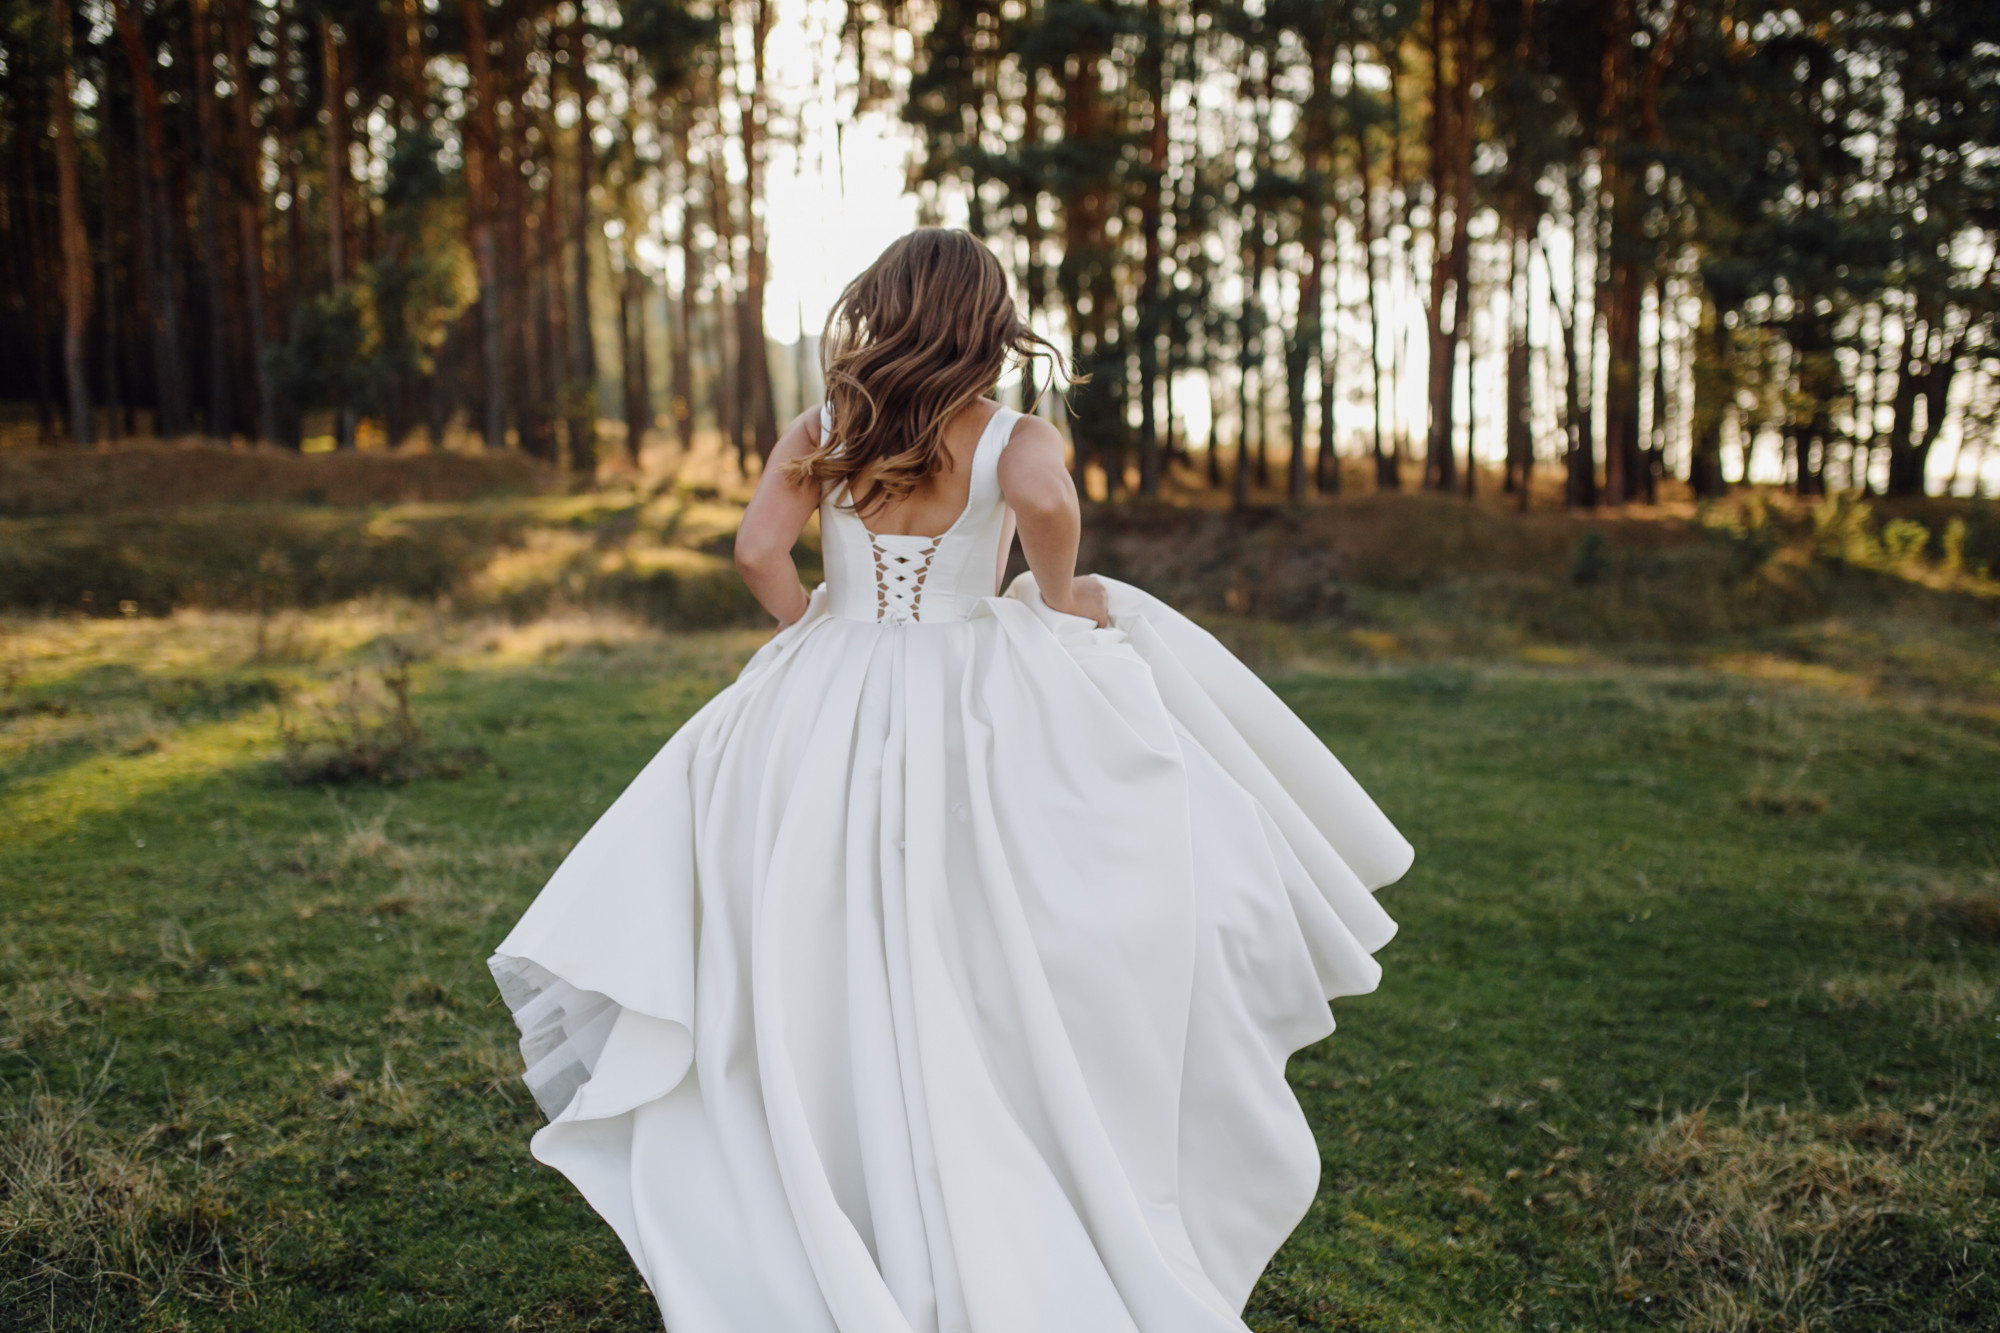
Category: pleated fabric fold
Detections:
[{"x1": 489, "y1": 574, "x2": 1410, "y2": 1333}]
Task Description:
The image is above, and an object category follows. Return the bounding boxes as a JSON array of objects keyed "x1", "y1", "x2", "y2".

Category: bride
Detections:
[{"x1": 488, "y1": 227, "x2": 1411, "y2": 1332}]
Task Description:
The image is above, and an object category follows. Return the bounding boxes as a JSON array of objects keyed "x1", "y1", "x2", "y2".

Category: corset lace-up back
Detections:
[
  {"x1": 819, "y1": 401, "x2": 1020, "y2": 625},
  {"x1": 868, "y1": 533, "x2": 943, "y2": 624}
]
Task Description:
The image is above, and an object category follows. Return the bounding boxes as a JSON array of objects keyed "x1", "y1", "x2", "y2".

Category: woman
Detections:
[{"x1": 489, "y1": 228, "x2": 1410, "y2": 1332}]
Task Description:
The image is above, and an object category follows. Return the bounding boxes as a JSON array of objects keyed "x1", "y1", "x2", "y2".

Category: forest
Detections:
[{"x1": 2, "y1": 0, "x2": 1996, "y2": 502}]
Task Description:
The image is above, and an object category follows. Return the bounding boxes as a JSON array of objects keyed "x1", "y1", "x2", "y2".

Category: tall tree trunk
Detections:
[
  {"x1": 1504, "y1": 221, "x2": 1532, "y2": 504},
  {"x1": 225, "y1": 0, "x2": 277, "y2": 444},
  {"x1": 500, "y1": 33, "x2": 552, "y2": 463},
  {"x1": 738, "y1": 0, "x2": 779, "y2": 464},
  {"x1": 568, "y1": 14, "x2": 599, "y2": 469},
  {"x1": 273, "y1": 0, "x2": 303, "y2": 446},
  {"x1": 1449, "y1": 0, "x2": 1481, "y2": 493},
  {"x1": 1687, "y1": 294, "x2": 1728, "y2": 497},
  {"x1": 1425, "y1": 0, "x2": 1478, "y2": 492},
  {"x1": 1645, "y1": 267, "x2": 1668, "y2": 501},
  {"x1": 706, "y1": 147, "x2": 743, "y2": 471},
  {"x1": 1286, "y1": 26, "x2": 1331, "y2": 504},
  {"x1": 100, "y1": 113, "x2": 126, "y2": 438},
  {"x1": 1882, "y1": 319, "x2": 1954, "y2": 498},
  {"x1": 621, "y1": 257, "x2": 650, "y2": 466},
  {"x1": 1234, "y1": 192, "x2": 1262, "y2": 512},
  {"x1": 1356, "y1": 106, "x2": 1395, "y2": 490},
  {"x1": 193, "y1": 0, "x2": 233, "y2": 440},
  {"x1": 539, "y1": 103, "x2": 573, "y2": 463},
  {"x1": 1136, "y1": 0, "x2": 1166, "y2": 496},
  {"x1": 113, "y1": 0, "x2": 191, "y2": 436},
  {"x1": 321, "y1": 17, "x2": 357, "y2": 449},
  {"x1": 1058, "y1": 28, "x2": 1114, "y2": 494},
  {"x1": 51, "y1": 0, "x2": 93, "y2": 445},
  {"x1": 1422, "y1": 0, "x2": 1455, "y2": 490},
  {"x1": 459, "y1": 0, "x2": 507, "y2": 451},
  {"x1": 15, "y1": 114, "x2": 58, "y2": 442},
  {"x1": 1547, "y1": 236, "x2": 1595, "y2": 508},
  {"x1": 667, "y1": 123, "x2": 695, "y2": 455}
]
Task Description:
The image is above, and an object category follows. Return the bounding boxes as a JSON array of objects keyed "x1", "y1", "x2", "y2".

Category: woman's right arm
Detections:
[
  {"x1": 734, "y1": 407, "x2": 825, "y2": 627},
  {"x1": 995, "y1": 415, "x2": 1110, "y2": 627}
]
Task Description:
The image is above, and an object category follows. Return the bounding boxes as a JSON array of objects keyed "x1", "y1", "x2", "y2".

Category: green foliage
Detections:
[
  {"x1": 264, "y1": 123, "x2": 473, "y2": 425},
  {"x1": 267, "y1": 281, "x2": 389, "y2": 418}
]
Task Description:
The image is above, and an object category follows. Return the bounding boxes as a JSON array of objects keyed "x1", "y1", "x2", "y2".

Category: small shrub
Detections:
[
  {"x1": 1880, "y1": 517, "x2": 1931, "y2": 566},
  {"x1": 1568, "y1": 529, "x2": 1611, "y2": 586},
  {"x1": 276, "y1": 647, "x2": 486, "y2": 785}
]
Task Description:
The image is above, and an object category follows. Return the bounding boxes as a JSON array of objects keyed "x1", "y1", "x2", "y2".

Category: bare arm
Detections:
[
  {"x1": 733, "y1": 406, "x2": 824, "y2": 628},
  {"x1": 994, "y1": 416, "x2": 1109, "y2": 626}
]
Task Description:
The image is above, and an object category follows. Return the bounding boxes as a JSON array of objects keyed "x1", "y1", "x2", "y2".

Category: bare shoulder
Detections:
[
  {"x1": 997, "y1": 413, "x2": 1067, "y2": 472},
  {"x1": 996, "y1": 413, "x2": 1075, "y2": 510},
  {"x1": 768, "y1": 405, "x2": 824, "y2": 467}
]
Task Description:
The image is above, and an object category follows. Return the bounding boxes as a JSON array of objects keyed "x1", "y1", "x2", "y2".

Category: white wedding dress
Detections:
[{"x1": 489, "y1": 403, "x2": 1411, "y2": 1333}]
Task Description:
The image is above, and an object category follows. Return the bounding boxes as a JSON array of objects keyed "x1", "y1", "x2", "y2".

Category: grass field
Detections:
[{"x1": 2, "y1": 592, "x2": 1995, "y2": 1332}]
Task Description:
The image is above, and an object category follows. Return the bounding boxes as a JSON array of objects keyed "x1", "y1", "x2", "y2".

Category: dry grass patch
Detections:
[
  {"x1": 1613, "y1": 1099, "x2": 1998, "y2": 1331},
  {"x1": 0, "y1": 973, "x2": 108, "y2": 1054},
  {"x1": 1817, "y1": 963, "x2": 1997, "y2": 1028},
  {"x1": 0, "y1": 1066, "x2": 271, "y2": 1311}
]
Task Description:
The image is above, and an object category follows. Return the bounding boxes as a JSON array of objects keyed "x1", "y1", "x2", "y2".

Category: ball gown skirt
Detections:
[{"x1": 488, "y1": 405, "x2": 1412, "y2": 1333}]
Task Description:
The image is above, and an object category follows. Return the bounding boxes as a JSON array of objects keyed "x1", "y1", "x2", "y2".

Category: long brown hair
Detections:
[{"x1": 782, "y1": 228, "x2": 1068, "y2": 516}]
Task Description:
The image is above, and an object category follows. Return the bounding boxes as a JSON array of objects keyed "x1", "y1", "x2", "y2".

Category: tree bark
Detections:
[
  {"x1": 1422, "y1": 0, "x2": 1458, "y2": 491},
  {"x1": 1449, "y1": 0, "x2": 1481, "y2": 493},
  {"x1": 99, "y1": 110, "x2": 127, "y2": 438},
  {"x1": 1545, "y1": 235, "x2": 1595, "y2": 508},
  {"x1": 706, "y1": 146, "x2": 742, "y2": 471},
  {"x1": 193, "y1": 0, "x2": 233, "y2": 440},
  {"x1": 568, "y1": 14, "x2": 599, "y2": 469},
  {"x1": 1356, "y1": 103, "x2": 1395, "y2": 490},
  {"x1": 51, "y1": 0, "x2": 94, "y2": 445},
  {"x1": 273, "y1": 0, "x2": 303, "y2": 446},
  {"x1": 621, "y1": 255, "x2": 651, "y2": 466},
  {"x1": 501, "y1": 27, "x2": 553, "y2": 462},
  {"x1": 225, "y1": 0, "x2": 278, "y2": 444},
  {"x1": 459, "y1": 0, "x2": 507, "y2": 451},
  {"x1": 1504, "y1": 222, "x2": 1532, "y2": 504},
  {"x1": 320, "y1": 17, "x2": 356, "y2": 449},
  {"x1": 1057, "y1": 25, "x2": 1115, "y2": 494},
  {"x1": 738, "y1": 0, "x2": 779, "y2": 464},
  {"x1": 1687, "y1": 294, "x2": 1728, "y2": 496},
  {"x1": 667, "y1": 123, "x2": 696, "y2": 455},
  {"x1": 1136, "y1": 0, "x2": 1167, "y2": 496},
  {"x1": 14, "y1": 111, "x2": 59, "y2": 442},
  {"x1": 539, "y1": 98, "x2": 574, "y2": 462},
  {"x1": 113, "y1": 0, "x2": 192, "y2": 436},
  {"x1": 1289, "y1": 17, "x2": 1333, "y2": 504}
]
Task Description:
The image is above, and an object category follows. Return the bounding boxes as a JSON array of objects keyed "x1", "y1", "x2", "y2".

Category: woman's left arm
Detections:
[{"x1": 733, "y1": 407, "x2": 825, "y2": 627}]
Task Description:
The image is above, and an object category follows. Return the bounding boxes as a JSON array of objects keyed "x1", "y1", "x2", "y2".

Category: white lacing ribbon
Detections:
[{"x1": 871, "y1": 534, "x2": 940, "y2": 624}]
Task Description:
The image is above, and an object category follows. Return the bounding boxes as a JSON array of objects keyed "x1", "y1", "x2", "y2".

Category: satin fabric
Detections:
[{"x1": 489, "y1": 406, "x2": 1411, "y2": 1332}]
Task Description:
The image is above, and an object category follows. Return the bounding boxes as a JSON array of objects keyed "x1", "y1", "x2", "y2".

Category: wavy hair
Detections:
[{"x1": 782, "y1": 228, "x2": 1070, "y2": 517}]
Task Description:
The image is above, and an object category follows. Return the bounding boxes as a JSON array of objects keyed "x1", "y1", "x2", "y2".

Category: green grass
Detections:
[{"x1": 2, "y1": 606, "x2": 1996, "y2": 1331}]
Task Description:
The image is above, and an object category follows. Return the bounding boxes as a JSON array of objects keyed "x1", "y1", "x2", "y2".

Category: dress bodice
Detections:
[{"x1": 817, "y1": 402, "x2": 1021, "y2": 625}]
